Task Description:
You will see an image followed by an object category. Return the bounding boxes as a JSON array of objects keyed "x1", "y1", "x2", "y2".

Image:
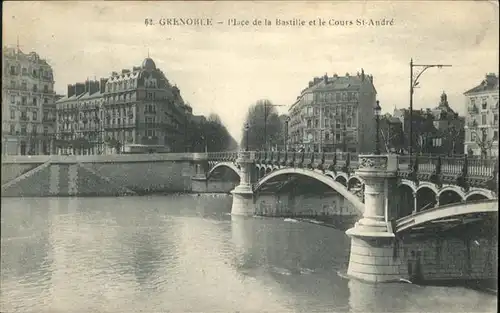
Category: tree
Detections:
[
  {"x1": 241, "y1": 99, "x2": 284, "y2": 150},
  {"x1": 188, "y1": 113, "x2": 237, "y2": 152},
  {"x1": 471, "y1": 127, "x2": 493, "y2": 158}
]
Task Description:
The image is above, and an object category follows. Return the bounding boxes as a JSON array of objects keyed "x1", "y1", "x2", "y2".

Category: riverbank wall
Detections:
[{"x1": 1, "y1": 154, "x2": 207, "y2": 197}]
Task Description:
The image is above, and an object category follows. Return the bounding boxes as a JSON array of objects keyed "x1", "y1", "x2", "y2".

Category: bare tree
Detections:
[{"x1": 470, "y1": 126, "x2": 493, "y2": 157}]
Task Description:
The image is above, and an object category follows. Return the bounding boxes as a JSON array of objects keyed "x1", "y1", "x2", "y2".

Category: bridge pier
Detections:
[
  {"x1": 231, "y1": 151, "x2": 256, "y2": 216},
  {"x1": 346, "y1": 154, "x2": 401, "y2": 283},
  {"x1": 191, "y1": 153, "x2": 209, "y2": 193}
]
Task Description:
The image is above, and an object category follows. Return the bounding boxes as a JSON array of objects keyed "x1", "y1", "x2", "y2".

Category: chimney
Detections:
[
  {"x1": 323, "y1": 73, "x2": 328, "y2": 83},
  {"x1": 111, "y1": 71, "x2": 118, "y2": 76},
  {"x1": 308, "y1": 81, "x2": 314, "y2": 87},
  {"x1": 133, "y1": 66, "x2": 141, "y2": 72},
  {"x1": 313, "y1": 77, "x2": 320, "y2": 84},
  {"x1": 333, "y1": 73, "x2": 338, "y2": 78},
  {"x1": 100, "y1": 78, "x2": 108, "y2": 94},
  {"x1": 361, "y1": 68, "x2": 365, "y2": 81},
  {"x1": 67, "y1": 84, "x2": 75, "y2": 98},
  {"x1": 75, "y1": 83, "x2": 85, "y2": 96},
  {"x1": 122, "y1": 69, "x2": 131, "y2": 75},
  {"x1": 84, "y1": 80, "x2": 90, "y2": 94},
  {"x1": 345, "y1": 72, "x2": 350, "y2": 77},
  {"x1": 485, "y1": 73, "x2": 497, "y2": 86},
  {"x1": 89, "y1": 80, "x2": 99, "y2": 95}
]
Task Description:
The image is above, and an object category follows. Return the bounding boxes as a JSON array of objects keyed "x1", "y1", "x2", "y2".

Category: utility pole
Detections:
[{"x1": 409, "y1": 59, "x2": 452, "y2": 159}]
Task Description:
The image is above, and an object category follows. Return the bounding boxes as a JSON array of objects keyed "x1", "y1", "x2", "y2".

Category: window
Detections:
[
  {"x1": 33, "y1": 111, "x2": 37, "y2": 121},
  {"x1": 43, "y1": 85, "x2": 48, "y2": 93},
  {"x1": 33, "y1": 85, "x2": 38, "y2": 92},
  {"x1": 347, "y1": 118, "x2": 352, "y2": 127},
  {"x1": 10, "y1": 66, "x2": 15, "y2": 75},
  {"x1": 33, "y1": 69, "x2": 37, "y2": 77},
  {"x1": 470, "y1": 98, "x2": 476, "y2": 105},
  {"x1": 43, "y1": 112, "x2": 48, "y2": 120},
  {"x1": 482, "y1": 130, "x2": 487, "y2": 142},
  {"x1": 10, "y1": 95, "x2": 15, "y2": 104},
  {"x1": 10, "y1": 80, "x2": 15, "y2": 88},
  {"x1": 20, "y1": 126, "x2": 27, "y2": 135},
  {"x1": 315, "y1": 119, "x2": 319, "y2": 127},
  {"x1": 336, "y1": 93, "x2": 341, "y2": 102},
  {"x1": 324, "y1": 118, "x2": 329, "y2": 127},
  {"x1": 494, "y1": 131, "x2": 498, "y2": 141},
  {"x1": 10, "y1": 110, "x2": 15, "y2": 119},
  {"x1": 22, "y1": 68, "x2": 27, "y2": 75},
  {"x1": 10, "y1": 124, "x2": 15, "y2": 134},
  {"x1": 336, "y1": 123, "x2": 340, "y2": 129},
  {"x1": 482, "y1": 114, "x2": 487, "y2": 125},
  {"x1": 21, "y1": 82, "x2": 27, "y2": 90},
  {"x1": 307, "y1": 120, "x2": 312, "y2": 128},
  {"x1": 33, "y1": 98, "x2": 37, "y2": 106},
  {"x1": 482, "y1": 99, "x2": 488, "y2": 110},
  {"x1": 21, "y1": 97, "x2": 27, "y2": 105},
  {"x1": 336, "y1": 133, "x2": 341, "y2": 141},
  {"x1": 494, "y1": 114, "x2": 499, "y2": 125},
  {"x1": 325, "y1": 132, "x2": 330, "y2": 140}
]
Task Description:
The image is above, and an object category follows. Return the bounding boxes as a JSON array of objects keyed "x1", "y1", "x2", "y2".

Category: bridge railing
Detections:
[{"x1": 205, "y1": 150, "x2": 497, "y2": 179}]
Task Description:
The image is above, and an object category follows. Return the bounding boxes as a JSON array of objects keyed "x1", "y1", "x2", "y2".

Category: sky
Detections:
[{"x1": 3, "y1": 1, "x2": 499, "y2": 142}]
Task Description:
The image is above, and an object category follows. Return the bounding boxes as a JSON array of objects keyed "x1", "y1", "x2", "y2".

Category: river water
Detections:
[{"x1": 1, "y1": 195, "x2": 496, "y2": 313}]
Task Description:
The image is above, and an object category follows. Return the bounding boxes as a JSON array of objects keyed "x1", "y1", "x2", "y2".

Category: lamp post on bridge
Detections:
[
  {"x1": 284, "y1": 116, "x2": 290, "y2": 152},
  {"x1": 409, "y1": 59, "x2": 452, "y2": 159},
  {"x1": 374, "y1": 100, "x2": 382, "y2": 155},
  {"x1": 244, "y1": 122, "x2": 250, "y2": 152}
]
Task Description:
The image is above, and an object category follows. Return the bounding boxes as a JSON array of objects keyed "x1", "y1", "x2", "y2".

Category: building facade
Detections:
[
  {"x1": 55, "y1": 57, "x2": 194, "y2": 155},
  {"x1": 464, "y1": 73, "x2": 499, "y2": 157},
  {"x1": 393, "y1": 92, "x2": 465, "y2": 155},
  {"x1": 288, "y1": 70, "x2": 377, "y2": 153},
  {"x1": 2, "y1": 47, "x2": 57, "y2": 155}
]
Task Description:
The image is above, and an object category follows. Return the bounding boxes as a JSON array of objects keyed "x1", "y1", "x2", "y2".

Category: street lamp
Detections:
[
  {"x1": 409, "y1": 59, "x2": 451, "y2": 158},
  {"x1": 284, "y1": 116, "x2": 290, "y2": 151},
  {"x1": 374, "y1": 100, "x2": 382, "y2": 155},
  {"x1": 263, "y1": 101, "x2": 285, "y2": 150},
  {"x1": 244, "y1": 122, "x2": 250, "y2": 151}
]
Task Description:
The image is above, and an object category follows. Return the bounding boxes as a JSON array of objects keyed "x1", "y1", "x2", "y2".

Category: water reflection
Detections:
[
  {"x1": 1, "y1": 195, "x2": 497, "y2": 313},
  {"x1": 230, "y1": 215, "x2": 351, "y2": 311}
]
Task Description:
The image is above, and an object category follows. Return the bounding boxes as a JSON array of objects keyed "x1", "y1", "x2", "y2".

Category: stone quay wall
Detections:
[
  {"x1": 1, "y1": 154, "x2": 202, "y2": 197},
  {"x1": 349, "y1": 236, "x2": 498, "y2": 283}
]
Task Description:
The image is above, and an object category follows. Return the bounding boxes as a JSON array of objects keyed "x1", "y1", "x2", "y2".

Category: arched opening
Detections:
[
  {"x1": 207, "y1": 165, "x2": 240, "y2": 183},
  {"x1": 466, "y1": 193, "x2": 489, "y2": 202},
  {"x1": 325, "y1": 173, "x2": 334, "y2": 179},
  {"x1": 258, "y1": 167, "x2": 265, "y2": 180},
  {"x1": 398, "y1": 184, "x2": 414, "y2": 218},
  {"x1": 335, "y1": 176, "x2": 347, "y2": 187},
  {"x1": 347, "y1": 177, "x2": 362, "y2": 191},
  {"x1": 253, "y1": 169, "x2": 364, "y2": 225},
  {"x1": 265, "y1": 167, "x2": 272, "y2": 175},
  {"x1": 439, "y1": 190, "x2": 463, "y2": 206},
  {"x1": 416, "y1": 187, "x2": 437, "y2": 212}
]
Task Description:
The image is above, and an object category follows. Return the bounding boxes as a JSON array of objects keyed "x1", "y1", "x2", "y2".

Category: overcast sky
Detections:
[{"x1": 3, "y1": 1, "x2": 499, "y2": 141}]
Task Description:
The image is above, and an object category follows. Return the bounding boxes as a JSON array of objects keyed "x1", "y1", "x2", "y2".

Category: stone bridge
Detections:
[
  {"x1": 192, "y1": 150, "x2": 498, "y2": 283},
  {"x1": 193, "y1": 151, "x2": 497, "y2": 217}
]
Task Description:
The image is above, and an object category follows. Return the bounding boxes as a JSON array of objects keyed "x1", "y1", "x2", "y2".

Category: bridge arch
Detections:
[
  {"x1": 416, "y1": 186, "x2": 437, "y2": 212},
  {"x1": 334, "y1": 173, "x2": 348, "y2": 187},
  {"x1": 398, "y1": 179, "x2": 417, "y2": 194},
  {"x1": 253, "y1": 167, "x2": 364, "y2": 213},
  {"x1": 347, "y1": 176, "x2": 364, "y2": 190},
  {"x1": 395, "y1": 199, "x2": 498, "y2": 234},
  {"x1": 465, "y1": 189, "x2": 495, "y2": 201},
  {"x1": 416, "y1": 181, "x2": 440, "y2": 196},
  {"x1": 438, "y1": 186, "x2": 465, "y2": 206},
  {"x1": 206, "y1": 162, "x2": 241, "y2": 180}
]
